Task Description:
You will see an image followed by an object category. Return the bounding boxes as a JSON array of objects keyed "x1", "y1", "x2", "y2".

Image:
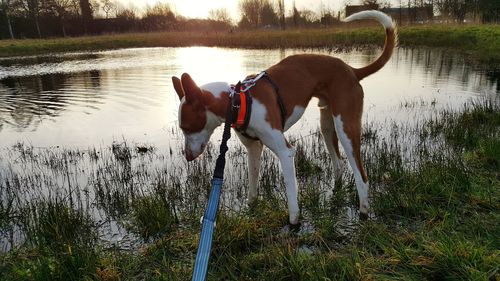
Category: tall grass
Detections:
[
  {"x1": 0, "y1": 98, "x2": 499, "y2": 280},
  {"x1": 2, "y1": 201, "x2": 99, "y2": 280}
]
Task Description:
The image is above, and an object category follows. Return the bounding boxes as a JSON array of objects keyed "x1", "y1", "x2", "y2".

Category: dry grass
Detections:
[{"x1": 0, "y1": 24, "x2": 499, "y2": 63}]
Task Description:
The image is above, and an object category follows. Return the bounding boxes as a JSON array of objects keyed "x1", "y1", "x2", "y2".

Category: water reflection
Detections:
[
  {"x1": 486, "y1": 68, "x2": 500, "y2": 92},
  {"x1": 0, "y1": 46, "x2": 497, "y2": 147},
  {"x1": 0, "y1": 72, "x2": 104, "y2": 131}
]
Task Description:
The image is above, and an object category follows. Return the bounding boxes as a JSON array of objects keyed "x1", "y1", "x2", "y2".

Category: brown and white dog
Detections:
[{"x1": 172, "y1": 11, "x2": 397, "y2": 225}]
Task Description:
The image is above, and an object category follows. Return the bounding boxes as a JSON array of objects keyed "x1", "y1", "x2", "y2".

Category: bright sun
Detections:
[{"x1": 174, "y1": 0, "x2": 238, "y2": 19}]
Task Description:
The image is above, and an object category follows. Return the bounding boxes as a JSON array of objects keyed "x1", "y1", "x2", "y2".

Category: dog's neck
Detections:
[
  {"x1": 200, "y1": 83, "x2": 233, "y2": 124},
  {"x1": 203, "y1": 91, "x2": 230, "y2": 125}
]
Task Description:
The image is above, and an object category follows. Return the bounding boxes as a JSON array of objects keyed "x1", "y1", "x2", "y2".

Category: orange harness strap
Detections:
[{"x1": 235, "y1": 91, "x2": 247, "y2": 126}]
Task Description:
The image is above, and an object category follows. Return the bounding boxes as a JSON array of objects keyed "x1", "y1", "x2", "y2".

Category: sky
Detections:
[{"x1": 117, "y1": 0, "x2": 367, "y2": 20}]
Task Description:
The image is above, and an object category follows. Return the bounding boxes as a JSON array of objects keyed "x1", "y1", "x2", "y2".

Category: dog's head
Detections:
[{"x1": 172, "y1": 73, "x2": 225, "y2": 161}]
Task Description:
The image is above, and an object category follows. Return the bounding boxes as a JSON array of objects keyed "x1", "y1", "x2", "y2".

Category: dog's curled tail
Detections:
[{"x1": 343, "y1": 10, "x2": 397, "y2": 81}]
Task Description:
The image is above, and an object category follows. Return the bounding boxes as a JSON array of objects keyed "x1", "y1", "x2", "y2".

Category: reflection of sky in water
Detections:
[{"x1": 0, "y1": 47, "x2": 498, "y2": 148}]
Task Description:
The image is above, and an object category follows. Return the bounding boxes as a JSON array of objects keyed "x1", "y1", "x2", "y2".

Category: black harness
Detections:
[{"x1": 230, "y1": 71, "x2": 287, "y2": 140}]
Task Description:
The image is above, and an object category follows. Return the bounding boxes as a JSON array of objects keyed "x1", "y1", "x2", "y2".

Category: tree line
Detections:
[
  {"x1": 0, "y1": 0, "x2": 196, "y2": 39},
  {"x1": 433, "y1": 0, "x2": 500, "y2": 23},
  {"x1": 0, "y1": 0, "x2": 340, "y2": 39},
  {"x1": 1, "y1": 0, "x2": 498, "y2": 40}
]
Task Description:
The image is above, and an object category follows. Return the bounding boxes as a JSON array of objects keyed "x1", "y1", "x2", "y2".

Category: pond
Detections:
[
  {"x1": 0, "y1": 46, "x2": 498, "y2": 148},
  {"x1": 0, "y1": 46, "x2": 498, "y2": 251}
]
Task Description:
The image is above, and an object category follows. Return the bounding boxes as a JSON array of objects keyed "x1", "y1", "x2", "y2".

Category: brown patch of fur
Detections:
[
  {"x1": 172, "y1": 76, "x2": 184, "y2": 100},
  {"x1": 180, "y1": 101, "x2": 206, "y2": 133},
  {"x1": 202, "y1": 90, "x2": 230, "y2": 119}
]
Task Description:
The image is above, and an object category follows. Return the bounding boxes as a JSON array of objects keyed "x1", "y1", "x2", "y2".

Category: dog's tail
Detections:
[{"x1": 343, "y1": 10, "x2": 397, "y2": 81}]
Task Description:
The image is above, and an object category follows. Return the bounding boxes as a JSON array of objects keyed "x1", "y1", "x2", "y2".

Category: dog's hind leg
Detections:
[
  {"x1": 319, "y1": 101, "x2": 344, "y2": 182},
  {"x1": 236, "y1": 133, "x2": 263, "y2": 205},
  {"x1": 331, "y1": 90, "x2": 370, "y2": 218}
]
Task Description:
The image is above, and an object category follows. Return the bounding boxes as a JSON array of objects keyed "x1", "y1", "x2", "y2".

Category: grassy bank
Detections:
[
  {"x1": 0, "y1": 98, "x2": 499, "y2": 280},
  {"x1": 0, "y1": 24, "x2": 499, "y2": 64}
]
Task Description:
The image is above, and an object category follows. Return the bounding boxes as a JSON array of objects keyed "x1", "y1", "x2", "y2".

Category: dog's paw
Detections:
[
  {"x1": 280, "y1": 222, "x2": 299, "y2": 235},
  {"x1": 280, "y1": 220, "x2": 315, "y2": 236},
  {"x1": 359, "y1": 212, "x2": 370, "y2": 221},
  {"x1": 289, "y1": 222, "x2": 301, "y2": 233}
]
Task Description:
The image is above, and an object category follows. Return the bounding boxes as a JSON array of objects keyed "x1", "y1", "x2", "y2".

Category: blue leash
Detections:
[
  {"x1": 191, "y1": 178, "x2": 223, "y2": 281},
  {"x1": 191, "y1": 82, "x2": 239, "y2": 281}
]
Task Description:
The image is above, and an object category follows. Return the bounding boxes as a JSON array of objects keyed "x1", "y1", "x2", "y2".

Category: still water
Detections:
[
  {"x1": 0, "y1": 47, "x2": 498, "y2": 148},
  {"x1": 0, "y1": 47, "x2": 498, "y2": 251}
]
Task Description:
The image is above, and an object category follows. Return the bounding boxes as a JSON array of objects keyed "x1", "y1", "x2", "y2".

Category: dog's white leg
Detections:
[
  {"x1": 277, "y1": 146, "x2": 300, "y2": 225},
  {"x1": 236, "y1": 133, "x2": 263, "y2": 204},
  {"x1": 249, "y1": 99, "x2": 299, "y2": 225},
  {"x1": 319, "y1": 105, "x2": 344, "y2": 181},
  {"x1": 261, "y1": 133, "x2": 299, "y2": 225},
  {"x1": 333, "y1": 115, "x2": 370, "y2": 217}
]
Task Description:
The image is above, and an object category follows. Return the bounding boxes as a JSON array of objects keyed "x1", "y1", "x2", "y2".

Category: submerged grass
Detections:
[
  {"x1": 0, "y1": 24, "x2": 499, "y2": 63},
  {"x1": 0, "y1": 98, "x2": 499, "y2": 280}
]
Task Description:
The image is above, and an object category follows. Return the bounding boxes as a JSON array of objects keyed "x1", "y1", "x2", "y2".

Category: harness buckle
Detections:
[{"x1": 240, "y1": 82, "x2": 255, "y2": 92}]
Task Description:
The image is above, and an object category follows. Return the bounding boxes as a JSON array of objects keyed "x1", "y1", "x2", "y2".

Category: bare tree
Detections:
[
  {"x1": 0, "y1": 0, "x2": 16, "y2": 38},
  {"x1": 260, "y1": 0, "x2": 277, "y2": 26},
  {"x1": 100, "y1": 0, "x2": 113, "y2": 18},
  {"x1": 292, "y1": 1, "x2": 299, "y2": 27},
  {"x1": 238, "y1": 0, "x2": 279, "y2": 28},
  {"x1": 435, "y1": 0, "x2": 472, "y2": 22},
  {"x1": 46, "y1": 0, "x2": 77, "y2": 36},
  {"x1": 116, "y1": 6, "x2": 136, "y2": 20},
  {"x1": 79, "y1": 0, "x2": 93, "y2": 33},
  {"x1": 208, "y1": 8, "x2": 231, "y2": 24},
  {"x1": 277, "y1": 0, "x2": 285, "y2": 29},
  {"x1": 479, "y1": 0, "x2": 500, "y2": 23},
  {"x1": 239, "y1": 0, "x2": 262, "y2": 28},
  {"x1": 18, "y1": 0, "x2": 42, "y2": 37},
  {"x1": 144, "y1": 3, "x2": 176, "y2": 31},
  {"x1": 300, "y1": 9, "x2": 318, "y2": 23}
]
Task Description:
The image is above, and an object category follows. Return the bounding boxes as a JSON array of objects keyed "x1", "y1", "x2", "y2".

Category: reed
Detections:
[{"x1": 0, "y1": 98, "x2": 499, "y2": 280}]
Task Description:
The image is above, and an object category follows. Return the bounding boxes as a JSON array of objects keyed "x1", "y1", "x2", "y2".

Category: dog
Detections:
[{"x1": 172, "y1": 11, "x2": 396, "y2": 226}]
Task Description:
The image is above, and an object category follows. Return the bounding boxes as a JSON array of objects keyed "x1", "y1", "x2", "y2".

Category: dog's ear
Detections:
[
  {"x1": 181, "y1": 73, "x2": 203, "y2": 104},
  {"x1": 172, "y1": 76, "x2": 184, "y2": 100}
]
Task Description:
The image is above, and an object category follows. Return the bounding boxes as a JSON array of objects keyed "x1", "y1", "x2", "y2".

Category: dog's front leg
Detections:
[
  {"x1": 236, "y1": 133, "x2": 263, "y2": 204},
  {"x1": 261, "y1": 133, "x2": 300, "y2": 225},
  {"x1": 277, "y1": 147, "x2": 300, "y2": 225}
]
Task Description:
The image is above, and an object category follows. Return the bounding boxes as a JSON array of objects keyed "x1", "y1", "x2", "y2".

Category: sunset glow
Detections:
[{"x1": 118, "y1": 0, "x2": 344, "y2": 20}]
